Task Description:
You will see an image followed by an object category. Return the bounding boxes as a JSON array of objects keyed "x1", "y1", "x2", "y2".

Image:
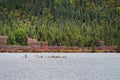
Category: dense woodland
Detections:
[{"x1": 0, "y1": 0, "x2": 120, "y2": 47}]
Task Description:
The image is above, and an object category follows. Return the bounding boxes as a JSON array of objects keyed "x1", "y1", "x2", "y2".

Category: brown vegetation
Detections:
[{"x1": 0, "y1": 45, "x2": 118, "y2": 53}]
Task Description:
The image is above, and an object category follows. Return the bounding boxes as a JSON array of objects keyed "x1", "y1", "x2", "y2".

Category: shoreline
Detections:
[{"x1": 0, "y1": 45, "x2": 118, "y2": 53}]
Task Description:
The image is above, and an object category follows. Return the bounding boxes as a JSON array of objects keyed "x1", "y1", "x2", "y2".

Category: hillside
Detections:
[{"x1": 0, "y1": 0, "x2": 120, "y2": 48}]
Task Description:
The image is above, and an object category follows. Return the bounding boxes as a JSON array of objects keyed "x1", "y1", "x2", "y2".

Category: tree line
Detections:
[{"x1": 0, "y1": 0, "x2": 120, "y2": 47}]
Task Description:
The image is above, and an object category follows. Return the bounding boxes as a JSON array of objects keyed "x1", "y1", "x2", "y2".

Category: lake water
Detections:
[{"x1": 0, "y1": 53, "x2": 120, "y2": 80}]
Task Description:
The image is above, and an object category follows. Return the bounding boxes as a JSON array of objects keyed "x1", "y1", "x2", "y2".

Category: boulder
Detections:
[
  {"x1": 28, "y1": 38, "x2": 40, "y2": 46},
  {"x1": 0, "y1": 36, "x2": 8, "y2": 45}
]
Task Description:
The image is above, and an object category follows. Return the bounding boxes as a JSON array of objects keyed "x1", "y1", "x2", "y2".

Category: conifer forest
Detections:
[{"x1": 0, "y1": 0, "x2": 120, "y2": 48}]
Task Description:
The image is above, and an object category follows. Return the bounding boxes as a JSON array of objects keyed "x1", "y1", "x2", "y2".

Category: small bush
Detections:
[
  {"x1": 117, "y1": 39, "x2": 120, "y2": 52},
  {"x1": 91, "y1": 39, "x2": 96, "y2": 53},
  {"x1": 7, "y1": 33, "x2": 16, "y2": 45},
  {"x1": 14, "y1": 29, "x2": 28, "y2": 46},
  {"x1": 117, "y1": 46, "x2": 120, "y2": 52},
  {"x1": 7, "y1": 29, "x2": 28, "y2": 46},
  {"x1": 91, "y1": 43, "x2": 96, "y2": 53}
]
